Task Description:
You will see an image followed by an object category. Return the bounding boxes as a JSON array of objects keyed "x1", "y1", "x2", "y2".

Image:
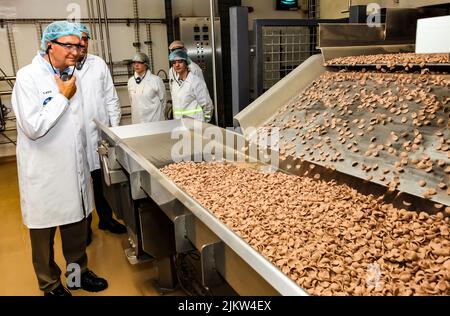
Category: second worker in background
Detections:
[
  {"x1": 127, "y1": 52, "x2": 166, "y2": 124},
  {"x1": 76, "y1": 24, "x2": 126, "y2": 242}
]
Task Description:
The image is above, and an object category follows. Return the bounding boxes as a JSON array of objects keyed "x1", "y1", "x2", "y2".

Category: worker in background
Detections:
[
  {"x1": 11, "y1": 21, "x2": 108, "y2": 296},
  {"x1": 169, "y1": 49, "x2": 213, "y2": 122},
  {"x1": 168, "y1": 40, "x2": 204, "y2": 92},
  {"x1": 127, "y1": 52, "x2": 166, "y2": 124},
  {"x1": 75, "y1": 23, "x2": 126, "y2": 243}
]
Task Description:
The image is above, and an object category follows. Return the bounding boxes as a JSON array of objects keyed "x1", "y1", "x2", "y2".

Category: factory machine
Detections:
[
  {"x1": 174, "y1": 17, "x2": 224, "y2": 110},
  {"x1": 97, "y1": 7, "x2": 450, "y2": 295}
]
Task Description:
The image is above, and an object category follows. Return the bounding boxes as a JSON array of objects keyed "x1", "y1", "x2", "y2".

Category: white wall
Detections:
[{"x1": 173, "y1": 0, "x2": 213, "y2": 17}]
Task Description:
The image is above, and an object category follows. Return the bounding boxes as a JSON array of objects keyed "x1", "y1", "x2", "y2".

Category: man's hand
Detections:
[{"x1": 55, "y1": 75, "x2": 77, "y2": 100}]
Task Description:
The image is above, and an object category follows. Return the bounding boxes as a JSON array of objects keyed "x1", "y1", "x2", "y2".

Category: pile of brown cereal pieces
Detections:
[
  {"x1": 161, "y1": 161, "x2": 450, "y2": 296},
  {"x1": 324, "y1": 53, "x2": 449, "y2": 68},
  {"x1": 258, "y1": 70, "x2": 449, "y2": 200}
]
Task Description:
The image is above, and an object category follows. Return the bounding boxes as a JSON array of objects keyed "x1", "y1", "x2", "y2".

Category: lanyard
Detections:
[{"x1": 172, "y1": 68, "x2": 190, "y2": 87}]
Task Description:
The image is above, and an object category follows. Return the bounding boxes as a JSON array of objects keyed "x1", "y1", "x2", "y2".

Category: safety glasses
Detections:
[{"x1": 51, "y1": 40, "x2": 86, "y2": 52}]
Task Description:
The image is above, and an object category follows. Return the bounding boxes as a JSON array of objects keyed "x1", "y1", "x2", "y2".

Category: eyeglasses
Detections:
[
  {"x1": 51, "y1": 40, "x2": 85, "y2": 52},
  {"x1": 172, "y1": 60, "x2": 185, "y2": 65}
]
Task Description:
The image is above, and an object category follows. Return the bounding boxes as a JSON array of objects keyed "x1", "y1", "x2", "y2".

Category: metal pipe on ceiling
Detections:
[
  {"x1": 0, "y1": 76, "x2": 16, "y2": 81},
  {"x1": 145, "y1": 23, "x2": 154, "y2": 73},
  {"x1": 86, "y1": 0, "x2": 97, "y2": 44},
  {"x1": 6, "y1": 23, "x2": 19, "y2": 75},
  {"x1": 164, "y1": 0, "x2": 174, "y2": 46},
  {"x1": 1, "y1": 18, "x2": 165, "y2": 24},
  {"x1": 0, "y1": 66, "x2": 15, "y2": 88},
  {"x1": 133, "y1": 0, "x2": 141, "y2": 52},
  {"x1": 102, "y1": 0, "x2": 114, "y2": 78},
  {"x1": 95, "y1": 0, "x2": 107, "y2": 60},
  {"x1": 35, "y1": 23, "x2": 43, "y2": 48}
]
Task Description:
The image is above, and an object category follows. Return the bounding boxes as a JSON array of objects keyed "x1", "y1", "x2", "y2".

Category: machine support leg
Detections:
[
  {"x1": 201, "y1": 242, "x2": 225, "y2": 288},
  {"x1": 155, "y1": 256, "x2": 178, "y2": 293}
]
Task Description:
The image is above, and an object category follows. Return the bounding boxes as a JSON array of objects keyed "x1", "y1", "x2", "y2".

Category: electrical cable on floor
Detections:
[
  {"x1": 175, "y1": 252, "x2": 213, "y2": 296},
  {"x1": 175, "y1": 253, "x2": 196, "y2": 296},
  {"x1": 187, "y1": 250, "x2": 200, "y2": 261}
]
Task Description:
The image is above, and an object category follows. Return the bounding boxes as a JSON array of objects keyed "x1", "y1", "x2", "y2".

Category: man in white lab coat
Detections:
[
  {"x1": 75, "y1": 24, "x2": 126, "y2": 241},
  {"x1": 11, "y1": 21, "x2": 108, "y2": 296},
  {"x1": 168, "y1": 40, "x2": 205, "y2": 92},
  {"x1": 127, "y1": 52, "x2": 166, "y2": 124}
]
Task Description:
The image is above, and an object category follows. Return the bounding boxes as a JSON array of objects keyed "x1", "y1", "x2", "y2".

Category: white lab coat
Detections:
[
  {"x1": 12, "y1": 53, "x2": 94, "y2": 229},
  {"x1": 169, "y1": 60, "x2": 204, "y2": 91},
  {"x1": 170, "y1": 72, "x2": 213, "y2": 122},
  {"x1": 127, "y1": 72, "x2": 166, "y2": 124},
  {"x1": 76, "y1": 54, "x2": 121, "y2": 171}
]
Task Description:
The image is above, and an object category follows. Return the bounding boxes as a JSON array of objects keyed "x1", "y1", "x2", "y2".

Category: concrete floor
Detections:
[{"x1": 0, "y1": 158, "x2": 183, "y2": 296}]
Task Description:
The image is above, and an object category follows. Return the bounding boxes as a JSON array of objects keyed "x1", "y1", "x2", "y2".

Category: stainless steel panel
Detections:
[
  {"x1": 130, "y1": 171, "x2": 146, "y2": 200},
  {"x1": 230, "y1": 7, "x2": 250, "y2": 116},
  {"x1": 96, "y1": 118, "x2": 307, "y2": 295},
  {"x1": 201, "y1": 242, "x2": 225, "y2": 287},
  {"x1": 139, "y1": 199, "x2": 176, "y2": 259},
  {"x1": 156, "y1": 256, "x2": 177, "y2": 291},
  {"x1": 384, "y1": 7, "x2": 449, "y2": 41},
  {"x1": 319, "y1": 24, "x2": 389, "y2": 47},
  {"x1": 320, "y1": 45, "x2": 415, "y2": 62},
  {"x1": 175, "y1": 17, "x2": 223, "y2": 105},
  {"x1": 235, "y1": 54, "x2": 326, "y2": 132},
  {"x1": 174, "y1": 213, "x2": 196, "y2": 253}
]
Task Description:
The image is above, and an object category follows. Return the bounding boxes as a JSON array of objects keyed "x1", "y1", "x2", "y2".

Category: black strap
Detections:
[
  {"x1": 134, "y1": 70, "x2": 148, "y2": 84},
  {"x1": 48, "y1": 52, "x2": 76, "y2": 81}
]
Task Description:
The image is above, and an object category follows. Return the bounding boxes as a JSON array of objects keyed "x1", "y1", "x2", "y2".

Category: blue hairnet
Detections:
[
  {"x1": 76, "y1": 23, "x2": 91, "y2": 39},
  {"x1": 40, "y1": 21, "x2": 82, "y2": 51},
  {"x1": 169, "y1": 49, "x2": 191, "y2": 65}
]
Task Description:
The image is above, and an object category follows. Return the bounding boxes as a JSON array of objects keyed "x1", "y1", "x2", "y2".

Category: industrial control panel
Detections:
[{"x1": 174, "y1": 16, "x2": 223, "y2": 109}]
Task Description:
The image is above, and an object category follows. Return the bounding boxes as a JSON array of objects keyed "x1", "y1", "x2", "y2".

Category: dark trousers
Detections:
[
  {"x1": 29, "y1": 218, "x2": 88, "y2": 292},
  {"x1": 91, "y1": 168, "x2": 113, "y2": 223}
]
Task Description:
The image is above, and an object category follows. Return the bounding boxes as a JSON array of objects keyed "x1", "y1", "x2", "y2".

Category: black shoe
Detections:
[
  {"x1": 98, "y1": 218, "x2": 127, "y2": 234},
  {"x1": 44, "y1": 284, "x2": 72, "y2": 296},
  {"x1": 67, "y1": 270, "x2": 108, "y2": 292}
]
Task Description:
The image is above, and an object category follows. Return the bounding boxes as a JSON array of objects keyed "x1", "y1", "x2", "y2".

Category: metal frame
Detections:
[
  {"x1": 96, "y1": 118, "x2": 309, "y2": 295},
  {"x1": 254, "y1": 18, "x2": 347, "y2": 96},
  {"x1": 308, "y1": 0, "x2": 320, "y2": 19},
  {"x1": 230, "y1": 7, "x2": 249, "y2": 118}
]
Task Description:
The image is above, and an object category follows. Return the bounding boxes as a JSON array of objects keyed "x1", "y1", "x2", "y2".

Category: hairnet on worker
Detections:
[
  {"x1": 169, "y1": 49, "x2": 191, "y2": 65},
  {"x1": 40, "y1": 21, "x2": 82, "y2": 52},
  {"x1": 76, "y1": 23, "x2": 92, "y2": 39},
  {"x1": 132, "y1": 52, "x2": 151, "y2": 69},
  {"x1": 169, "y1": 40, "x2": 185, "y2": 51}
]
